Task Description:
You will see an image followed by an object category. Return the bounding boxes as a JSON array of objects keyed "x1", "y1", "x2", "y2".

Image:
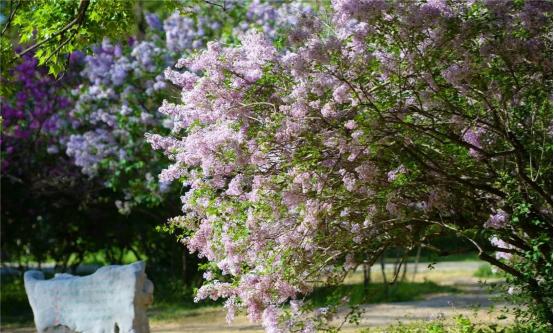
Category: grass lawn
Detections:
[
  {"x1": 310, "y1": 280, "x2": 458, "y2": 307},
  {"x1": 359, "y1": 316, "x2": 549, "y2": 333},
  {"x1": 1, "y1": 275, "x2": 33, "y2": 327}
]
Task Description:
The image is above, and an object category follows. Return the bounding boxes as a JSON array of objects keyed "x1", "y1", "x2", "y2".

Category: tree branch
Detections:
[
  {"x1": 203, "y1": 0, "x2": 227, "y2": 11},
  {"x1": 1, "y1": 0, "x2": 21, "y2": 36},
  {"x1": 17, "y1": 0, "x2": 90, "y2": 57}
]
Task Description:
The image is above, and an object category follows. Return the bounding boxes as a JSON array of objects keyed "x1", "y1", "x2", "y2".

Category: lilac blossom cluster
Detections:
[
  {"x1": 1, "y1": 53, "x2": 76, "y2": 173},
  {"x1": 149, "y1": 0, "x2": 552, "y2": 330},
  {"x1": 490, "y1": 236, "x2": 515, "y2": 261},
  {"x1": 67, "y1": 37, "x2": 167, "y2": 174},
  {"x1": 240, "y1": 0, "x2": 313, "y2": 39},
  {"x1": 65, "y1": 1, "x2": 312, "y2": 210},
  {"x1": 163, "y1": 11, "x2": 216, "y2": 52},
  {"x1": 65, "y1": 27, "x2": 181, "y2": 210},
  {"x1": 485, "y1": 209, "x2": 509, "y2": 230}
]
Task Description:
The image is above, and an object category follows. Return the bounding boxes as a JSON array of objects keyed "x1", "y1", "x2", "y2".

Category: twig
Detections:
[
  {"x1": 203, "y1": 0, "x2": 226, "y2": 11},
  {"x1": 43, "y1": 18, "x2": 83, "y2": 65},
  {"x1": 1, "y1": 0, "x2": 21, "y2": 36}
]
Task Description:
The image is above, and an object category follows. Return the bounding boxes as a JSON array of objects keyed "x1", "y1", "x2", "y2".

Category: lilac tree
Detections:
[
  {"x1": 1, "y1": 53, "x2": 76, "y2": 173},
  {"x1": 66, "y1": 1, "x2": 312, "y2": 212},
  {"x1": 2, "y1": 1, "x2": 313, "y2": 273},
  {"x1": 1, "y1": 51, "x2": 173, "y2": 270},
  {"x1": 149, "y1": 0, "x2": 552, "y2": 330},
  {"x1": 0, "y1": 51, "x2": 96, "y2": 267}
]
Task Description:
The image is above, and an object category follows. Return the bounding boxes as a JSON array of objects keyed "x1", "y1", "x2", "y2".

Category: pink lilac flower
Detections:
[
  {"x1": 332, "y1": 84, "x2": 350, "y2": 103},
  {"x1": 387, "y1": 164, "x2": 406, "y2": 182},
  {"x1": 226, "y1": 174, "x2": 244, "y2": 196},
  {"x1": 485, "y1": 209, "x2": 509, "y2": 229},
  {"x1": 224, "y1": 297, "x2": 237, "y2": 324},
  {"x1": 262, "y1": 306, "x2": 282, "y2": 333},
  {"x1": 321, "y1": 102, "x2": 338, "y2": 118},
  {"x1": 462, "y1": 126, "x2": 486, "y2": 157},
  {"x1": 490, "y1": 237, "x2": 514, "y2": 261},
  {"x1": 344, "y1": 119, "x2": 357, "y2": 130}
]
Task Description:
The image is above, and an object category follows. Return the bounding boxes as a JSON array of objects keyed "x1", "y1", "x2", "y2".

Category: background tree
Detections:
[
  {"x1": 1, "y1": 0, "x2": 313, "y2": 282},
  {"x1": 1, "y1": 0, "x2": 133, "y2": 79}
]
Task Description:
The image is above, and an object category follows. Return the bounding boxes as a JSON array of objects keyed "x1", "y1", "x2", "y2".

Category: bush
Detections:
[{"x1": 473, "y1": 264, "x2": 499, "y2": 278}]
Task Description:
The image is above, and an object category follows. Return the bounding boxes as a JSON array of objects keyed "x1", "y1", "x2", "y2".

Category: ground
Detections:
[{"x1": 2, "y1": 261, "x2": 511, "y2": 333}]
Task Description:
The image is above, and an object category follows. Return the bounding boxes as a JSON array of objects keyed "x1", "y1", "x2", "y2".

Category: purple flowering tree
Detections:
[
  {"x1": 1, "y1": 50, "x2": 191, "y2": 275},
  {"x1": 1, "y1": 0, "x2": 313, "y2": 276},
  {"x1": 65, "y1": 1, "x2": 312, "y2": 213},
  {"x1": 1, "y1": 53, "x2": 75, "y2": 173},
  {"x1": 0, "y1": 51, "x2": 100, "y2": 267},
  {"x1": 149, "y1": 1, "x2": 552, "y2": 330}
]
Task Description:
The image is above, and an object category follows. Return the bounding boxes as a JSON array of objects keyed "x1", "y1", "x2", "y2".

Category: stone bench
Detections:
[{"x1": 24, "y1": 261, "x2": 153, "y2": 333}]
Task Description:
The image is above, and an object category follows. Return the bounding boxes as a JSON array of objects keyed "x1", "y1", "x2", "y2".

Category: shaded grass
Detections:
[
  {"x1": 1, "y1": 275, "x2": 34, "y2": 327},
  {"x1": 147, "y1": 277, "x2": 224, "y2": 321},
  {"x1": 344, "y1": 261, "x2": 489, "y2": 286},
  {"x1": 473, "y1": 264, "x2": 499, "y2": 278},
  {"x1": 4, "y1": 251, "x2": 141, "y2": 268},
  {"x1": 308, "y1": 280, "x2": 458, "y2": 307},
  {"x1": 386, "y1": 253, "x2": 479, "y2": 264}
]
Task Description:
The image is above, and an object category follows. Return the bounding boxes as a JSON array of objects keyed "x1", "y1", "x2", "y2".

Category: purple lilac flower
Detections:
[
  {"x1": 490, "y1": 236, "x2": 514, "y2": 260},
  {"x1": 485, "y1": 209, "x2": 509, "y2": 229},
  {"x1": 1, "y1": 53, "x2": 76, "y2": 173},
  {"x1": 462, "y1": 126, "x2": 486, "y2": 157},
  {"x1": 145, "y1": 12, "x2": 163, "y2": 31},
  {"x1": 387, "y1": 164, "x2": 406, "y2": 182}
]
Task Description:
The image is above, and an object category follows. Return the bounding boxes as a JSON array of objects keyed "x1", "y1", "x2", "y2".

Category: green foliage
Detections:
[
  {"x1": 308, "y1": 281, "x2": 458, "y2": 307},
  {"x1": 361, "y1": 315, "x2": 551, "y2": 333},
  {"x1": 3, "y1": 0, "x2": 127, "y2": 76},
  {"x1": 473, "y1": 264, "x2": 499, "y2": 279},
  {"x1": 0, "y1": 0, "x2": 182, "y2": 83}
]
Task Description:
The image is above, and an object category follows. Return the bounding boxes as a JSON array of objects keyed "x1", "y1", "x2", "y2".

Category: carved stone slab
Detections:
[{"x1": 24, "y1": 261, "x2": 153, "y2": 333}]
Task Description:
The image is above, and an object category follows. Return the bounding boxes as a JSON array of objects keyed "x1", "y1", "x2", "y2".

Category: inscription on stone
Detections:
[{"x1": 24, "y1": 261, "x2": 153, "y2": 333}]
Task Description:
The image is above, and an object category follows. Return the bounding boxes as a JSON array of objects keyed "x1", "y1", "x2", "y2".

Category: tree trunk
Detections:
[
  {"x1": 412, "y1": 246, "x2": 421, "y2": 282},
  {"x1": 181, "y1": 250, "x2": 187, "y2": 284},
  {"x1": 134, "y1": 0, "x2": 146, "y2": 40},
  {"x1": 363, "y1": 261, "x2": 371, "y2": 297},
  {"x1": 401, "y1": 260, "x2": 408, "y2": 281},
  {"x1": 380, "y1": 255, "x2": 388, "y2": 298}
]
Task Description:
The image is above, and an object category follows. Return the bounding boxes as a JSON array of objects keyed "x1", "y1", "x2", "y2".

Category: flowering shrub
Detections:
[
  {"x1": 66, "y1": 33, "x2": 173, "y2": 212},
  {"x1": 0, "y1": 51, "x2": 98, "y2": 265},
  {"x1": 150, "y1": 0, "x2": 552, "y2": 330},
  {"x1": 1, "y1": 53, "x2": 78, "y2": 174},
  {"x1": 66, "y1": 1, "x2": 311, "y2": 212},
  {"x1": 0, "y1": 0, "x2": 312, "y2": 273}
]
